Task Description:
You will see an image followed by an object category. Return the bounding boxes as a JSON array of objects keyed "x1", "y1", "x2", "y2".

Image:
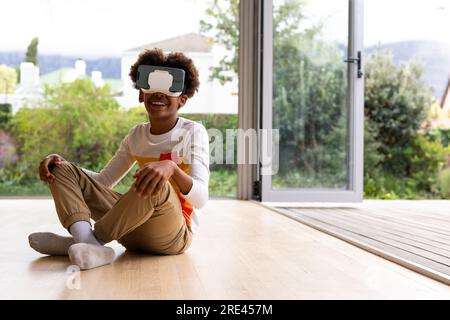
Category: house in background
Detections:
[
  {"x1": 5, "y1": 62, "x2": 42, "y2": 114},
  {"x1": 9, "y1": 33, "x2": 238, "y2": 115},
  {"x1": 8, "y1": 59, "x2": 115, "y2": 114},
  {"x1": 39, "y1": 59, "x2": 122, "y2": 93},
  {"x1": 118, "y1": 33, "x2": 238, "y2": 114}
]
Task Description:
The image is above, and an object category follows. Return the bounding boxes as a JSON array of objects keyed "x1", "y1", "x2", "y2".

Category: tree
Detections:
[
  {"x1": 25, "y1": 37, "x2": 39, "y2": 66},
  {"x1": 364, "y1": 49, "x2": 433, "y2": 176},
  {"x1": 200, "y1": 0, "x2": 316, "y2": 85},
  {"x1": 363, "y1": 50, "x2": 449, "y2": 198},
  {"x1": 200, "y1": 0, "x2": 239, "y2": 84}
]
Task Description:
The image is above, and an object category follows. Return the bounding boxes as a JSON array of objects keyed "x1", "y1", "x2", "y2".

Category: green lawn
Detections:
[{"x1": 0, "y1": 182, "x2": 51, "y2": 196}]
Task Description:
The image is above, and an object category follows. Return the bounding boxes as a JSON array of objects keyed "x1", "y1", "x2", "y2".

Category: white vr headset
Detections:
[{"x1": 136, "y1": 65, "x2": 186, "y2": 97}]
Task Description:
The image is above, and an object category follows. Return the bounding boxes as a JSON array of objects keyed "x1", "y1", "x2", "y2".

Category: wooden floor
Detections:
[
  {"x1": 0, "y1": 199, "x2": 449, "y2": 299},
  {"x1": 269, "y1": 200, "x2": 450, "y2": 285}
]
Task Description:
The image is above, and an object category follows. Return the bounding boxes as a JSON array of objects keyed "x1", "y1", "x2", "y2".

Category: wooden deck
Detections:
[
  {"x1": 0, "y1": 199, "x2": 449, "y2": 299},
  {"x1": 264, "y1": 200, "x2": 450, "y2": 285}
]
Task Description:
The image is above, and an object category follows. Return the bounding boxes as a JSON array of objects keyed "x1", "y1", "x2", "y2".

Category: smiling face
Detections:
[{"x1": 139, "y1": 90, "x2": 188, "y2": 121}]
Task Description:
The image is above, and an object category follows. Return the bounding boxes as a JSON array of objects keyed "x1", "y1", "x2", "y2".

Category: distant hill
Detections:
[
  {"x1": 365, "y1": 40, "x2": 450, "y2": 101},
  {"x1": 0, "y1": 51, "x2": 121, "y2": 79},
  {"x1": 1, "y1": 40, "x2": 449, "y2": 100}
]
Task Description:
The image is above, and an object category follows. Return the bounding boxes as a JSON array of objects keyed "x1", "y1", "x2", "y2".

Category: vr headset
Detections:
[{"x1": 136, "y1": 65, "x2": 185, "y2": 97}]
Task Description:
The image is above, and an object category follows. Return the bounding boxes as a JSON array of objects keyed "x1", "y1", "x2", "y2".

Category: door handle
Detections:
[{"x1": 345, "y1": 51, "x2": 363, "y2": 78}]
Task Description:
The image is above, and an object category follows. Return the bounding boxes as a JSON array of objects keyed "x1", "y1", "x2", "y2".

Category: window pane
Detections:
[{"x1": 271, "y1": 0, "x2": 349, "y2": 189}]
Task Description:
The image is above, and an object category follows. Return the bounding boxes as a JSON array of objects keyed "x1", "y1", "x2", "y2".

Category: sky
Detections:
[
  {"x1": 0, "y1": 0, "x2": 449, "y2": 57},
  {"x1": 365, "y1": 0, "x2": 450, "y2": 46},
  {"x1": 0, "y1": 0, "x2": 208, "y2": 57},
  {"x1": 303, "y1": 0, "x2": 450, "y2": 47}
]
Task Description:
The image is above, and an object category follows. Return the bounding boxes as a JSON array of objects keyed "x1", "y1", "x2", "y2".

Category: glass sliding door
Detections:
[{"x1": 260, "y1": 0, "x2": 364, "y2": 202}]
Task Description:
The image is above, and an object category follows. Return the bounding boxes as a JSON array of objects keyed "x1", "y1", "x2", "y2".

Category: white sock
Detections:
[
  {"x1": 28, "y1": 232, "x2": 74, "y2": 256},
  {"x1": 68, "y1": 243, "x2": 115, "y2": 270},
  {"x1": 69, "y1": 221, "x2": 104, "y2": 246}
]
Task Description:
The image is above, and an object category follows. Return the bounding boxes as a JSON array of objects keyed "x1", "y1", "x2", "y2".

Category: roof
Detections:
[
  {"x1": 40, "y1": 68, "x2": 72, "y2": 87},
  {"x1": 125, "y1": 33, "x2": 213, "y2": 53},
  {"x1": 40, "y1": 68, "x2": 122, "y2": 93}
]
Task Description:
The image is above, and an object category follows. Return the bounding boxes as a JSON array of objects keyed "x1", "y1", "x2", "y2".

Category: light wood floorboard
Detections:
[{"x1": 0, "y1": 199, "x2": 449, "y2": 299}]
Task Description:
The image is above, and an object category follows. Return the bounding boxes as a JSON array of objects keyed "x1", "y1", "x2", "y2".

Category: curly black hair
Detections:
[{"x1": 129, "y1": 48, "x2": 200, "y2": 98}]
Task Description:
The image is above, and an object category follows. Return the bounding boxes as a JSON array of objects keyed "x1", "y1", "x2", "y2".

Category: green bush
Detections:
[
  {"x1": 1, "y1": 83, "x2": 238, "y2": 196},
  {"x1": 440, "y1": 129, "x2": 450, "y2": 147},
  {"x1": 5, "y1": 80, "x2": 147, "y2": 183},
  {"x1": 0, "y1": 180, "x2": 50, "y2": 196},
  {"x1": 363, "y1": 174, "x2": 429, "y2": 199},
  {"x1": 0, "y1": 103, "x2": 12, "y2": 128},
  {"x1": 438, "y1": 168, "x2": 450, "y2": 199},
  {"x1": 208, "y1": 169, "x2": 237, "y2": 197},
  {"x1": 180, "y1": 113, "x2": 237, "y2": 197},
  {"x1": 364, "y1": 50, "x2": 433, "y2": 177},
  {"x1": 404, "y1": 133, "x2": 450, "y2": 195},
  {"x1": 362, "y1": 50, "x2": 450, "y2": 199},
  {"x1": 179, "y1": 113, "x2": 237, "y2": 132},
  {"x1": 364, "y1": 132, "x2": 450, "y2": 199},
  {"x1": 429, "y1": 129, "x2": 450, "y2": 148},
  {"x1": 180, "y1": 113, "x2": 237, "y2": 172}
]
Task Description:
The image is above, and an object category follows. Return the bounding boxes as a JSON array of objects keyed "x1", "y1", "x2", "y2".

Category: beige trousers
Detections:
[{"x1": 48, "y1": 161, "x2": 192, "y2": 255}]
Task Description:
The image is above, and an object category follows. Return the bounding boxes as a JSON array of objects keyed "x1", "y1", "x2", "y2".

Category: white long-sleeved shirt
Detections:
[{"x1": 81, "y1": 117, "x2": 210, "y2": 233}]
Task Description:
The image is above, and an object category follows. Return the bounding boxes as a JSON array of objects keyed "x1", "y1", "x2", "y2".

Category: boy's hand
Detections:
[
  {"x1": 39, "y1": 154, "x2": 65, "y2": 184},
  {"x1": 133, "y1": 160, "x2": 176, "y2": 198}
]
